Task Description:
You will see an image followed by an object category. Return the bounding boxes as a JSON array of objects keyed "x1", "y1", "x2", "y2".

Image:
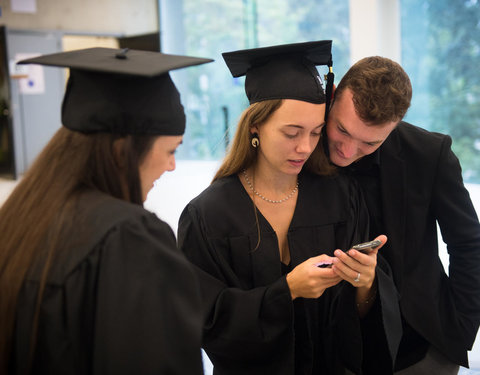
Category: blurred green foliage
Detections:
[{"x1": 401, "y1": 0, "x2": 480, "y2": 183}]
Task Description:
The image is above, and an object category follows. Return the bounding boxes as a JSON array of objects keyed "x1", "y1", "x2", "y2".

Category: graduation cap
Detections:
[
  {"x1": 17, "y1": 47, "x2": 213, "y2": 135},
  {"x1": 222, "y1": 40, "x2": 334, "y2": 115}
]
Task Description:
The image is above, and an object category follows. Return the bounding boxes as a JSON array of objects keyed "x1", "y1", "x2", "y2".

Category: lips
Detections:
[
  {"x1": 334, "y1": 145, "x2": 346, "y2": 159},
  {"x1": 288, "y1": 159, "x2": 306, "y2": 167}
]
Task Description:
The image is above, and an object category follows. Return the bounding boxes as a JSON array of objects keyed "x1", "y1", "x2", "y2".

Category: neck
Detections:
[{"x1": 246, "y1": 164, "x2": 298, "y2": 196}]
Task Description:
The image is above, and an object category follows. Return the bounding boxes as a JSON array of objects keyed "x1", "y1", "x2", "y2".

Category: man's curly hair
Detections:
[{"x1": 335, "y1": 56, "x2": 412, "y2": 125}]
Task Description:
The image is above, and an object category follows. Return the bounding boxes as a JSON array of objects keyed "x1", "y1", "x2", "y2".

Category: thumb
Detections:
[{"x1": 373, "y1": 234, "x2": 388, "y2": 251}]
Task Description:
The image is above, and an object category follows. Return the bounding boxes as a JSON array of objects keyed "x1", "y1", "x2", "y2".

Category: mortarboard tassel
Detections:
[{"x1": 324, "y1": 64, "x2": 334, "y2": 121}]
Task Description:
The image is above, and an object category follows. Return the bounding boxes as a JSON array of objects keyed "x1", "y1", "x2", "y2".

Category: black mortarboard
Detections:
[
  {"x1": 222, "y1": 40, "x2": 334, "y2": 111},
  {"x1": 17, "y1": 47, "x2": 213, "y2": 135}
]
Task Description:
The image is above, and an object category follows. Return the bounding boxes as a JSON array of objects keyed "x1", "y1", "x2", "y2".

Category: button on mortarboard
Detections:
[
  {"x1": 17, "y1": 47, "x2": 213, "y2": 135},
  {"x1": 222, "y1": 40, "x2": 333, "y2": 108}
]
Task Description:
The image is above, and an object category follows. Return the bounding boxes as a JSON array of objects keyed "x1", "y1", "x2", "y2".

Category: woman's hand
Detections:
[
  {"x1": 331, "y1": 235, "x2": 387, "y2": 288},
  {"x1": 286, "y1": 254, "x2": 342, "y2": 300},
  {"x1": 331, "y1": 235, "x2": 387, "y2": 316}
]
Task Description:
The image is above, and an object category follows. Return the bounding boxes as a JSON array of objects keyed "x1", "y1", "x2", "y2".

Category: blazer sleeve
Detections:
[
  {"x1": 177, "y1": 203, "x2": 294, "y2": 368},
  {"x1": 433, "y1": 135, "x2": 480, "y2": 348},
  {"x1": 92, "y1": 215, "x2": 204, "y2": 375}
]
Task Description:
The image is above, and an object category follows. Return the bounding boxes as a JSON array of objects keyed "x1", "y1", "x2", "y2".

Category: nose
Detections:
[
  {"x1": 337, "y1": 137, "x2": 357, "y2": 159},
  {"x1": 296, "y1": 134, "x2": 317, "y2": 154},
  {"x1": 167, "y1": 155, "x2": 176, "y2": 172}
]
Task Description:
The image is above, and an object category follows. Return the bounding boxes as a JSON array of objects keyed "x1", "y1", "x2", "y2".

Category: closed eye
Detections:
[{"x1": 338, "y1": 126, "x2": 348, "y2": 135}]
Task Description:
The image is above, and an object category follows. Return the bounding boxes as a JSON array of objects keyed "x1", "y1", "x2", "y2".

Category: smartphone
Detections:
[{"x1": 352, "y1": 239, "x2": 382, "y2": 254}]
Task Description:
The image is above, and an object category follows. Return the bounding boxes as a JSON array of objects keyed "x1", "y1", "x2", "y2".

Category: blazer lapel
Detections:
[{"x1": 379, "y1": 131, "x2": 407, "y2": 291}]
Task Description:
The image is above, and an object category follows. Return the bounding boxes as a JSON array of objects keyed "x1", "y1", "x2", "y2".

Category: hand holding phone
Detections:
[{"x1": 351, "y1": 239, "x2": 382, "y2": 254}]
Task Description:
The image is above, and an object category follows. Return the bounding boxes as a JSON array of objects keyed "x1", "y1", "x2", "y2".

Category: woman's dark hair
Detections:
[{"x1": 0, "y1": 127, "x2": 157, "y2": 371}]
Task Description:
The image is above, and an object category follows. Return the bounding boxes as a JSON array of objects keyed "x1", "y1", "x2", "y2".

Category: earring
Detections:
[{"x1": 251, "y1": 132, "x2": 260, "y2": 148}]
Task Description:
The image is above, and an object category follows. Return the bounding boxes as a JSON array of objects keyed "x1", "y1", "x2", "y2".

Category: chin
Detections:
[{"x1": 330, "y1": 157, "x2": 352, "y2": 167}]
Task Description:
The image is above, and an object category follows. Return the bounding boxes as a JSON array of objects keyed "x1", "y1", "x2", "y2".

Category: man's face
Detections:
[{"x1": 326, "y1": 88, "x2": 397, "y2": 167}]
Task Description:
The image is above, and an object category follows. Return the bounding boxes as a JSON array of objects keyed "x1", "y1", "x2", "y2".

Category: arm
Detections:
[
  {"x1": 434, "y1": 136, "x2": 480, "y2": 347},
  {"x1": 332, "y1": 235, "x2": 386, "y2": 317},
  {"x1": 177, "y1": 204, "x2": 294, "y2": 367},
  {"x1": 93, "y1": 215, "x2": 204, "y2": 375}
]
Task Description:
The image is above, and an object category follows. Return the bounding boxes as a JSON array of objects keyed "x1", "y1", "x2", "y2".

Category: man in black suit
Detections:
[{"x1": 326, "y1": 56, "x2": 480, "y2": 374}]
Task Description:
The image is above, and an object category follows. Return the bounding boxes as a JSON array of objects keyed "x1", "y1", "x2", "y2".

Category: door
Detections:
[{"x1": 7, "y1": 29, "x2": 64, "y2": 177}]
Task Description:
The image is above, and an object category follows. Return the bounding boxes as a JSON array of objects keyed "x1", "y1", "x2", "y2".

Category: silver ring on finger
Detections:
[{"x1": 354, "y1": 272, "x2": 361, "y2": 282}]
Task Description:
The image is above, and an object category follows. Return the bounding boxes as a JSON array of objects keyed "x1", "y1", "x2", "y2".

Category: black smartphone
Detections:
[{"x1": 351, "y1": 239, "x2": 382, "y2": 254}]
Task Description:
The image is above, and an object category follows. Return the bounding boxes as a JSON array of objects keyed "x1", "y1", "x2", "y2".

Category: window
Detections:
[
  {"x1": 401, "y1": 0, "x2": 480, "y2": 184},
  {"x1": 160, "y1": 0, "x2": 349, "y2": 160}
]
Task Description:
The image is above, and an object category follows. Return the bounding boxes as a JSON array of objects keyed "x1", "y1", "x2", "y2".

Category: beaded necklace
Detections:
[{"x1": 242, "y1": 170, "x2": 299, "y2": 204}]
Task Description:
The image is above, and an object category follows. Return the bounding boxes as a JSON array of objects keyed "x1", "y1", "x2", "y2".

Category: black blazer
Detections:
[{"x1": 377, "y1": 121, "x2": 480, "y2": 367}]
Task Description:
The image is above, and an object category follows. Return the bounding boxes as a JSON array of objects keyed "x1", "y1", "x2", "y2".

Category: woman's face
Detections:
[
  {"x1": 253, "y1": 99, "x2": 325, "y2": 176},
  {"x1": 139, "y1": 135, "x2": 183, "y2": 201}
]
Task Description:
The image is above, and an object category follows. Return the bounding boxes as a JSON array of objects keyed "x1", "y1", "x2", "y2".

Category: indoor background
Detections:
[{"x1": 1, "y1": 0, "x2": 479, "y2": 373}]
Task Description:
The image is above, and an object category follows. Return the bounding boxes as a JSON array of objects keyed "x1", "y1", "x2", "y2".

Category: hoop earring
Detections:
[{"x1": 251, "y1": 132, "x2": 260, "y2": 148}]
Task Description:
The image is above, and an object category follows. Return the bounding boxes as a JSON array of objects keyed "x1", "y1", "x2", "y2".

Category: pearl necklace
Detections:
[{"x1": 242, "y1": 170, "x2": 299, "y2": 204}]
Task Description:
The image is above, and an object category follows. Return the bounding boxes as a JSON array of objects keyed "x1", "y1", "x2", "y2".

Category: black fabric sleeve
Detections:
[
  {"x1": 92, "y1": 215, "x2": 204, "y2": 375},
  {"x1": 433, "y1": 136, "x2": 480, "y2": 348},
  {"x1": 177, "y1": 204, "x2": 295, "y2": 372}
]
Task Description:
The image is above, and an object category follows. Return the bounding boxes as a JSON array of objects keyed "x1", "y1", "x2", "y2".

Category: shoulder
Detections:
[
  {"x1": 186, "y1": 174, "x2": 242, "y2": 211},
  {"x1": 300, "y1": 169, "x2": 358, "y2": 197},
  {"x1": 82, "y1": 190, "x2": 174, "y2": 239},
  {"x1": 45, "y1": 191, "x2": 177, "y2": 283},
  {"x1": 179, "y1": 174, "x2": 257, "y2": 238},
  {"x1": 384, "y1": 121, "x2": 451, "y2": 155},
  {"x1": 298, "y1": 170, "x2": 362, "y2": 216}
]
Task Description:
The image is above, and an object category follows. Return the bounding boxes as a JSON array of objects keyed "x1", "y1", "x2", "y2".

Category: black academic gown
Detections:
[
  {"x1": 11, "y1": 190, "x2": 204, "y2": 375},
  {"x1": 178, "y1": 171, "x2": 400, "y2": 374}
]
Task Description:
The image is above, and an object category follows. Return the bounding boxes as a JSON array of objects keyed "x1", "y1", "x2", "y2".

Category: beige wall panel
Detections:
[{"x1": 0, "y1": 0, "x2": 158, "y2": 35}]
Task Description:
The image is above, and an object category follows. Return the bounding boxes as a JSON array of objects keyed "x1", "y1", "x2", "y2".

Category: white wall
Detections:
[
  {"x1": 0, "y1": 0, "x2": 158, "y2": 35},
  {"x1": 349, "y1": 0, "x2": 401, "y2": 64}
]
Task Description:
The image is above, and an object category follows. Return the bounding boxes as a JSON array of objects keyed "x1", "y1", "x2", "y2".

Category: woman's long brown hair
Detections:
[{"x1": 0, "y1": 127, "x2": 156, "y2": 372}]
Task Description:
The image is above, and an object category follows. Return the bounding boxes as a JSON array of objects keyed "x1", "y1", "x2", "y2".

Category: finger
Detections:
[
  {"x1": 331, "y1": 252, "x2": 359, "y2": 276},
  {"x1": 331, "y1": 263, "x2": 361, "y2": 283},
  {"x1": 347, "y1": 235, "x2": 388, "y2": 258},
  {"x1": 315, "y1": 266, "x2": 343, "y2": 279},
  {"x1": 324, "y1": 278, "x2": 342, "y2": 289},
  {"x1": 343, "y1": 248, "x2": 376, "y2": 267},
  {"x1": 333, "y1": 249, "x2": 364, "y2": 268},
  {"x1": 374, "y1": 234, "x2": 388, "y2": 249}
]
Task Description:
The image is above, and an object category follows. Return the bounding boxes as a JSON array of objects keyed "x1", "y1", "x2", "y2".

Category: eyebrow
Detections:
[
  {"x1": 337, "y1": 122, "x2": 383, "y2": 144},
  {"x1": 284, "y1": 123, "x2": 325, "y2": 129}
]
